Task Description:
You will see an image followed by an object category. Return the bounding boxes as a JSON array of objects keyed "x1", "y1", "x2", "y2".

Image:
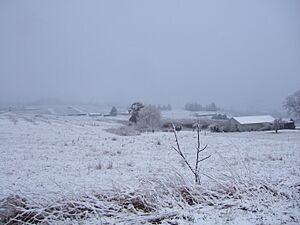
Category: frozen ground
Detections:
[{"x1": 0, "y1": 112, "x2": 299, "y2": 224}]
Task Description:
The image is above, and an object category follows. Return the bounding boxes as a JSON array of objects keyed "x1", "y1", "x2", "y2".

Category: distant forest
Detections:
[{"x1": 184, "y1": 102, "x2": 218, "y2": 111}]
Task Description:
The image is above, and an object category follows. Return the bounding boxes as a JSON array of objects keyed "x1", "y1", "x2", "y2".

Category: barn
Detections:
[{"x1": 229, "y1": 115, "x2": 275, "y2": 132}]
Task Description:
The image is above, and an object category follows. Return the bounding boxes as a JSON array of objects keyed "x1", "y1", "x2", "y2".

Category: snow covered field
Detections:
[{"x1": 0, "y1": 112, "x2": 299, "y2": 224}]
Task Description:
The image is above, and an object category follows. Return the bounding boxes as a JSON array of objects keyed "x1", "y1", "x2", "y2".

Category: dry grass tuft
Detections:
[{"x1": 0, "y1": 174, "x2": 295, "y2": 224}]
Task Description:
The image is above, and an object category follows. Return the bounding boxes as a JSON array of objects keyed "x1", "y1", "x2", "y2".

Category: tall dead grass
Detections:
[{"x1": 0, "y1": 172, "x2": 294, "y2": 225}]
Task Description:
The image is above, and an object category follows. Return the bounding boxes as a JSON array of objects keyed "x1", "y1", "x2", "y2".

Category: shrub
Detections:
[
  {"x1": 107, "y1": 162, "x2": 113, "y2": 169},
  {"x1": 95, "y1": 161, "x2": 102, "y2": 170},
  {"x1": 209, "y1": 123, "x2": 222, "y2": 132}
]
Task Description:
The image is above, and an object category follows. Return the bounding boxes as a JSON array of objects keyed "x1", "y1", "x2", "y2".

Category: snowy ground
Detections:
[{"x1": 0, "y1": 111, "x2": 299, "y2": 224}]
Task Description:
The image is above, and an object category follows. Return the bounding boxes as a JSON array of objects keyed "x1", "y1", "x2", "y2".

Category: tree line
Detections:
[{"x1": 184, "y1": 102, "x2": 218, "y2": 112}]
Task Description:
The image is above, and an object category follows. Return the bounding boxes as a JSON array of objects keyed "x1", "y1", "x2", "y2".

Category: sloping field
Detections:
[{"x1": 0, "y1": 112, "x2": 299, "y2": 224}]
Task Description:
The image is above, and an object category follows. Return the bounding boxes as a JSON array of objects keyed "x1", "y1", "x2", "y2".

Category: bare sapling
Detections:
[{"x1": 171, "y1": 123, "x2": 210, "y2": 184}]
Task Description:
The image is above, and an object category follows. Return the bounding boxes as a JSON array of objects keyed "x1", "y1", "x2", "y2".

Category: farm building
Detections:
[
  {"x1": 228, "y1": 115, "x2": 275, "y2": 132},
  {"x1": 282, "y1": 119, "x2": 296, "y2": 129}
]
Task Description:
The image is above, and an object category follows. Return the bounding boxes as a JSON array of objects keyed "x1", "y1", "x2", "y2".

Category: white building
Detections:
[{"x1": 229, "y1": 115, "x2": 275, "y2": 132}]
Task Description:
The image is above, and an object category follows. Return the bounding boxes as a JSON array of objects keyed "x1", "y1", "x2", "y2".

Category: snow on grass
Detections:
[{"x1": 0, "y1": 112, "x2": 299, "y2": 224}]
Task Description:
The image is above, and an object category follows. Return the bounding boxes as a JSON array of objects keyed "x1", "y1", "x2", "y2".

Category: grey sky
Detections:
[{"x1": 0, "y1": 0, "x2": 299, "y2": 110}]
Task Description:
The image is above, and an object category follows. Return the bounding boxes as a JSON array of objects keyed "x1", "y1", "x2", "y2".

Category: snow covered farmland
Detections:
[{"x1": 0, "y1": 112, "x2": 299, "y2": 224}]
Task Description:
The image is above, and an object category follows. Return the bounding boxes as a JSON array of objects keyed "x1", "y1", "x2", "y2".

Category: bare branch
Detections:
[
  {"x1": 171, "y1": 146, "x2": 181, "y2": 155},
  {"x1": 197, "y1": 155, "x2": 211, "y2": 163},
  {"x1": 198, "y1": 144, "x2": 208, "y2": 153},
  {"x1": 171, "y1": 123, "x2": 195, "y2": 175}
]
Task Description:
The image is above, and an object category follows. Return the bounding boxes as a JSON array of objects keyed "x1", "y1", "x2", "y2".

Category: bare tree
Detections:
[
  {"x1": 274, "y1": 119, "x2": 280, "y2": 133},
  {"x1": 284, "y1": 89, "x2": 300, "y2": 118},
  {"x1": 137, "y1": 106, "x2": 161, "y2": 131},
  {"x1": 171, "y1": 123, "x2": 210, "y2": 184}
]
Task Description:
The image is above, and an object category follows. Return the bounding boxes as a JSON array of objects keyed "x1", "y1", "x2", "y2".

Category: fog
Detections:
[{"x1": 0, "y1": 0, "x2": 299, "y2": 111}]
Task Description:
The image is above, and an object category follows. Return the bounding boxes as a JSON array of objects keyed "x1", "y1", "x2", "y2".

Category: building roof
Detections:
[{"x1": 233, "y1": 115, "x2": 275, "y2": 125}]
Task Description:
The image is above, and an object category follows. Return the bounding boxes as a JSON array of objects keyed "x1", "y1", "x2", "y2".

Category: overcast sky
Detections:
[{"x1": 0, "y1": 0, "x2": 299, "y2": 110}]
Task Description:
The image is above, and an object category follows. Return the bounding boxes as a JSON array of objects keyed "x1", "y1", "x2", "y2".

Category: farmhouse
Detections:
[{"x1": 229, "y1": 115, "x2": 275, "y2": 132}]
